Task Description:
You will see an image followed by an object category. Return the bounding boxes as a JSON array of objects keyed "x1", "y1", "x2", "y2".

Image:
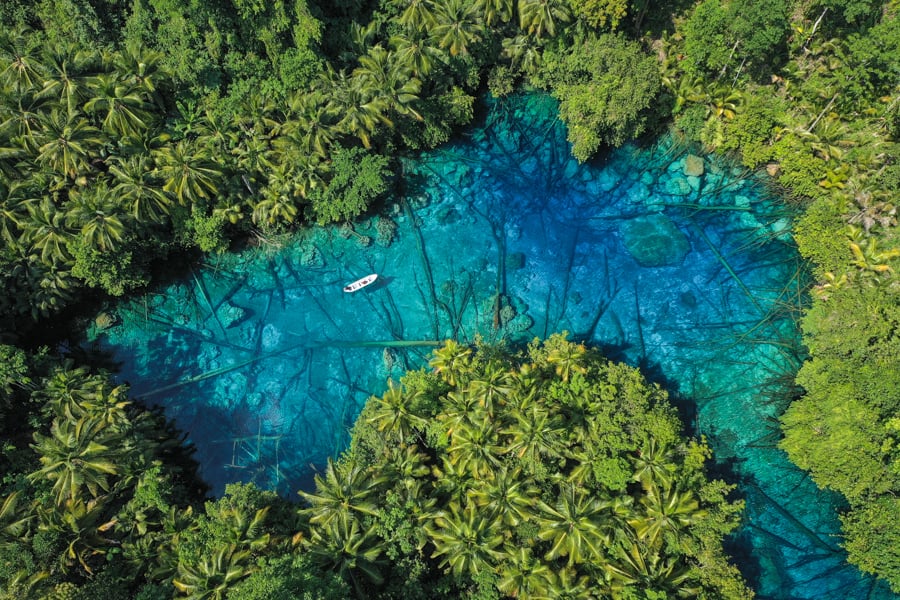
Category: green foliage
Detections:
[
  {"x1": 682, "y1": 0, "x2": 731, "y2": 75},
  {"x1": 721, "y1": 89, "x2": 786, "y2": 168},
  {"x1": 567, "y1": 0, "x2": 629, "y2": 31},
  {"x1": 538, "y1": 33, "x2": 661, "y2": 161},
  {"x1": 311, "y1": 148, "x2": 391, "y2": 224},
  {"x1": 842, "y1": 498, "x2": 900, "y2": 592},
  {"x1": 308, "y1": 335, "x2": 751, "y2": 598}
]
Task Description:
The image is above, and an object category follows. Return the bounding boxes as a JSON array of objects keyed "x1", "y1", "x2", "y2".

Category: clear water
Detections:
[{"x1": 86, "y1": 94, "x2": 893, "y2": 599}]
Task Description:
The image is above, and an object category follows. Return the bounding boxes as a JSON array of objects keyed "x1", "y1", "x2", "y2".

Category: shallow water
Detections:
[{"x1": 88, "y1": 94, "x2": 893, "y2": 598}]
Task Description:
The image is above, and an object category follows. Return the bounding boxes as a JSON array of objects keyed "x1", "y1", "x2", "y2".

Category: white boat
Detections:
[{"x1": 343, "y1": 273, "x2": 378, "y2": 293}]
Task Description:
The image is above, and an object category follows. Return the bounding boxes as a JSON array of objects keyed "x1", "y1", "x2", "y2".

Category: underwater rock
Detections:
[
  {"x1": 94, "y1": 311, "x2": 118, "y2": 330},
  {"x1": 664, "y1": 176, "x2": 692, "y2": 197},
  {"x1": 686, "y1": 175, "x2": 701, "y2": 193},
  {"x1": 261, "y1": 323, "x2": 282, "y2": 351},
  {"x1": 683, "y1": 154, "x2": 705, "y2": 177},
  {"x1": 626, "y1": 182, "x2": 650, "y2": 204},
  {"x1": 217, "y1": 301, "x2": 246, "y2": 329},
  {"x1": 735, "y1": 195, "x2": 751, "y2": 208},
  {"x1": 506, "y1": 252, "x2": 526, "y2": 270},
  {"x1": 620, "y1": 214, "x2": 691, "y2": 267}
]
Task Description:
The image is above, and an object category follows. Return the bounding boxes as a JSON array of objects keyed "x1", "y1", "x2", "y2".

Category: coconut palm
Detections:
[
  {"x1": 390, "y1": 33, "x2": 443, "y2": 79},
  {"x1": 173, "y1": 545, "x2": 254, "y2": 600},
  {"x1": 467, "y1": 360, "x2": 514, "y2": 418},
  {"x1": 430, "y1": 0, "x2": 483, "y2": 57},
  {"x1": 497, "y1": 546, "x2": 556, "y2": 598},
  {"x1": 336, "y1": 85, "x2": 392, "y2": 149},
  {"x1": 631, "y1": 438, "x2": 678, "y2": 491},
  {"x1": 476, "y1": 0, "x2": 515, "y2": 26},
  {"x1": 467, "y1": 466, "x2": 537, "y2": 526},
  {"x1": 32, "y1": 109, "x2": 104, "y2": 182},
  {"x1": 37, "y1": 43, "x2": 95, "y2": 115},
  {"x1": 66, "y1": 183, "x2": 127, "y2": 251},
  {"x1": 391, "y1": 0, "x2": 437, "y2": 32},
  {"x1": 0, "y1": 29, "x2": 44, "y2": 93},
  {"x1": 29, "y1": 416, "x2": 121, "y2": 505},
  {"x1": 546, "y1": 339, "x2": 587, "y2": 382},
  {"x1": 426, "y1": 501, "x2": 504, "y2": 577},
  {"x1": 629, "y1": 484, "x2": 706, "y2": 548},
  {"x1": 154, "y1": 140, "x2": 223, "y2": 206},
  {"x1": 305, "y1": 517, "x2": 386, "y2": 592},
  {"x1": 281, "y1": 90, "x2": 338, "y2": 158},
  {"x1": 83, "y1": 72, "x2": 154, "y2": 139},
  {"x1": 536, "y1": 485, "x2": 607, "y2": 565},
  {"x1": 364, "y1": 380, "x2": 427, "y2": 444},
  {"x1": 22, "y1": 197, "x2": 73, "y2": 263},
  {"x1": 0, "y1": 492, "x2": 32, "y2": 547},
  {"x1": 252, "y1": 164, "x2": 301, "y2": 227},
  {"x1": 108, "y1": 153, "x2": 171, "y2": 223},
  {"x1": 431, "y1": 455, "x2": 473, "y2": 505},
  {"x1": 353, "y1": 46, "x2": 423, "y2": 121},
  {"x1": 517, "y1": 0, "x2": 570, "y2": 39},
  {"x1": 298, "y1": 458, "x2": 386, "y2": 528},
  {"x1": 602, "y1": 541, "x2": 698, "y2": 598},
  {"x1": 448, "y1": 419, "x2": 503, "y2": 478},
  {"x1": 110, "y1": 43, "x2": 167, "y2": 109},
  {"x1": 503, "y1": 402, "x2": 565, "y2": 465},
  {"x1": 429, "y1": 339, "x2": 472, "y2": 386}
]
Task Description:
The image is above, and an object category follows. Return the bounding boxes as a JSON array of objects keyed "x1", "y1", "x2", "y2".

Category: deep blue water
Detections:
[{"x1": 88, "y1": 94, "x2": 893, "y2": 599}]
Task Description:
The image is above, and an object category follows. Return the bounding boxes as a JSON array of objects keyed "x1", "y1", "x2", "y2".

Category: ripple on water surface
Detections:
[{"x1": 87, "y1": 94, "x2": 893, "y2": 599}]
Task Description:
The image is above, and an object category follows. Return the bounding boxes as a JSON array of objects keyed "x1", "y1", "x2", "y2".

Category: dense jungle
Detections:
[{"x1": 0, "y1": 0, "x2": 897, "y2": 598}]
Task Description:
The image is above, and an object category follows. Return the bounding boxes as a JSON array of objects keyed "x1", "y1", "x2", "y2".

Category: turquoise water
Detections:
[{"x1": 87, "y1": 94, "x2": 892, "y2": 598}]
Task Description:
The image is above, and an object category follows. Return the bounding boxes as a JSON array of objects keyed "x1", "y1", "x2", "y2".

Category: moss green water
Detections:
[{"x1": 86, "y1": 94, "x2": 893, "y2": 598}]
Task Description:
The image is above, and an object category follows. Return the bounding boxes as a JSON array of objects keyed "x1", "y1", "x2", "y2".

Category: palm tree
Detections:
[
  {"x1": 173, "y1": 545, "x2": 254, "y2": 600},
  {"x1": 66, "y1": 183, "x2": 127, "y2": 251},
  {"x1": 22, "y1": 197, "x2": 73, "y2": 263},
  {"x1": 467, "y1": 466, "x2": 537, "y2": 526},
  {"x1": 536, "y1": 485, "x2": 607, "y2": 566},
  {"x1": 336, "y1": 85, "x2": 392, "y2": 149},
  {"x1": 29, "y1": 416, "x2": 121, "y2": 505},
  {"x1": 430, "y1": 0, "x2": 483, "y2": 57},
  {"x1": 84, "y1": 72, "x2": 154, "y2": 139},
  {"x1": 32, "y1": 109, "x2": 104, "y2": 182},
  {"x1": 298, "y1": 458, "x2": 386, "y2": 528},
  {"x1": 390, "y1": 33, "x2": 443, "y2": 79},
  {"x1": 110, "y1": 43, "x2": 167, "y2": 109},
  {"x1": 391, "y1": 0, "x2": 437, "y2": 32},
  {"x1": 631, "y1": 439, "x2": 677, "y2": 491},
  {"x1": 429, "y1": 339, "x2": 472, "y2": 386},
  {"x1": 0, "y1": 492, "x2": 32, "y2": 547},
  {"x1": 602, "y1": 541, "x2": 698, "y2": 598},
  {"x1": 108, "y1": 153, "x2": 171, "y2": 223},
  {"x1": 37, "y1": 43, "x2": 94, "y2": 115},
  {"x1": 281, "y1": 90, "x2": 338, "y2": 158},
  {"x1": 476, "y1": 0, "x2": 515, "y2": 26},
  {"x1": 364, "y1": 380, "x2": 427, "y2": 444},
  {"x1": 502, "y1": 34, "x2": 544, "y2": 76},
  {"x1": 437, "y1": 389, "x2": 481, "y2": 435},
  {"x1": 628, "y1": 485, "x2": 706, "y2": 549},
  {"x1": 448, "y1": 419, "x2": 503, "y2": 478},
  {"x1": 497, "y1": 546, "x2": 556, "y2": 598},
  {"x1": 305, "y1": 517, "x2": 386, "y2": 593},
  {"x1": 546, "y1": 340, "x2": 587, "y2": 382},
  {"x1": 154, "y1": 140, "x2": 223, "y2": 207},
  {"x1": 426, "y1": 501, "x2": 504, "y2": 577},
  {"x1": 252, "y1": 163, "x2": 300, "y2": 227},
  {"x1": 0, "y1": 29, "x2": 44, "y2": 93},
  {"x1": 467, "y1": 360, "x2": 514, "y2": 418},
  {"x1": 431, "y1": 455, "x2": 473, "y2": 505},
  {"x1": 517, "y1": 0, "x2": 570, "y2": 39},
  {"x1": 503, "y1": 402, "x2": 565, "y2": 466},
  {"x1": 353, "y1": 46, "x2": 423, "y2": 121}
]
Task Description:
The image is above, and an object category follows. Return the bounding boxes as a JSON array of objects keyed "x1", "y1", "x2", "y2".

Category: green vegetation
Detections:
[
  {"x1": 0, "y1": 337, "x2": 750, "y2": 598},
  {"x1": 0, "y1": 0, "x2": 897, "y2": 595}
]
